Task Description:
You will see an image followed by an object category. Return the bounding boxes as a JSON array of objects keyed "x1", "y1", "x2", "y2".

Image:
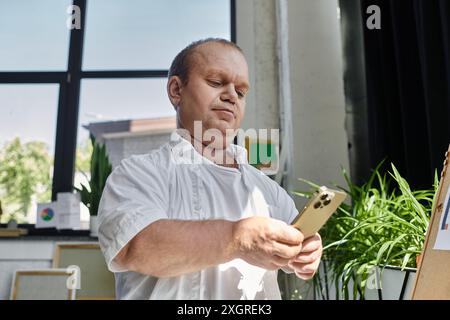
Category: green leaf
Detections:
[
  {"x1": 73, "y1": 136, "x2": 112, "y2": 216},
  {"x1": 292, "y1": 159, "x2": 435, "y2": 299}
]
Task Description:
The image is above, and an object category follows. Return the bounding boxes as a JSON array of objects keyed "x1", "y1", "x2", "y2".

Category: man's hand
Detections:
[
  {"x1": 232, "y1": 216, "x2": 304, "y2": 270},
  {"x1": 288, "y1": 233, "x2": 322, "y2": 280}
]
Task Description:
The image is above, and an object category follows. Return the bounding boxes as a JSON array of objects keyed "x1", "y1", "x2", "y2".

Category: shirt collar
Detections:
[{"x1": 168, "y1": 130, "x2": 248, "y2": 166}]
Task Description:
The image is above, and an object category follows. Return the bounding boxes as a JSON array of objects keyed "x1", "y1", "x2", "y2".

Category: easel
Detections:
[{"x1": 411, "y1": 144, "x2": 450, "y2": 299}]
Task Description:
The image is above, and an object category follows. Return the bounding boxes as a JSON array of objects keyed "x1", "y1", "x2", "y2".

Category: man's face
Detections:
[{"x1": 168, "y1": 43, "x2": 249, "y2": 147}]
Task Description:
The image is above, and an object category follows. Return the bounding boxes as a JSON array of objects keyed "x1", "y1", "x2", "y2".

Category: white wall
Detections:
[
  {"x1": 236, "y1": 0, "x2": 280, "y2": 131},
  {"x1": 236, "y1": 0, "x2": 350, "y2": 210},
  {"x1": 287, "y1": 0, "x2": 350, "y2": 207}
]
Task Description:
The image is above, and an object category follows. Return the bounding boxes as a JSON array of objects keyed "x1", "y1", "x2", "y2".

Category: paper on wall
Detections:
[
  {"x1": 35, "y1": 193, "x2": 81, "y2": 230},
  {"x1": 36, "y1": 202, "x2": 58, "y2": 229},
  {"x1": 434, "y1": 186, "x2": 450, "y2": 250},
  {"x1": 56, "y1": 192, "x2": 81, "y2": 230}
]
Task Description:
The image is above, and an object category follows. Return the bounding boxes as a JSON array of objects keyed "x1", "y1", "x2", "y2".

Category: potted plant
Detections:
[
  {"x1": 294, "y1": 162, "x2": 438, "y2": 300},
  {"x1": 75, "y1": 135, "x2": 112, "y2": 237}
]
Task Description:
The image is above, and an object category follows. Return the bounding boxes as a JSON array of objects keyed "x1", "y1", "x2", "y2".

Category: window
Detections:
[
  {"x1": 75, "y1": 79, "x2": 175, "y2": 225},
  {"x1": 78, "y1": 79, "x2": 175, "y2": 136},
  {"x1": 0, "y1": 84, "x2": 59, "y2": 223},
  {"x1": 0, "y1": 0, "x2": 71, "y2": 71},
  {"x1": 83, "y1": 0, "x2": 231, "y2": 70},
  {"x1": 0, "y1": 0, "x2": 234, "y2": 229}
]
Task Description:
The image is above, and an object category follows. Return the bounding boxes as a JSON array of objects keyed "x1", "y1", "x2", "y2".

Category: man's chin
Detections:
[{"x1": 212, "y1": 120, "x2": 237, "y2": 135}]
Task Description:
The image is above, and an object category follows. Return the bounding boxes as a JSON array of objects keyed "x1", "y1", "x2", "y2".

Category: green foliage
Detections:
[
  {"x1": 294, "y1": 162, "x2": 437, "y2": 300},
  {"x1": 76, "y1": 138, "x2": 93, "y2": 174},
  {"x1": 0, "y1": 138, "x2": 52, "y2": 223},
  {"x1": 75, "y1": 135, "x2": 112, "y2": 216}
]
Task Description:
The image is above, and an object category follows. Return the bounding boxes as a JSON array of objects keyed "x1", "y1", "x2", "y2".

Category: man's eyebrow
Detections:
[
  {"x1": 238, "y1": 82, "x2": 250, "y2": 91},
  {"x1": 204, "y1": 69, "x2": 227, "y2": 77}
]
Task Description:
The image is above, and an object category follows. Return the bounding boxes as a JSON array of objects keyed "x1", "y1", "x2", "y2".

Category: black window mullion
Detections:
[
  {"x1": 0, "y1": 72, "x2": 65, "y2": 83},
  {"x1": 52, "y1": 80, "x2": 68, "y2": 201},
  {"x1": 81, "y1": 70, "x2": 168, "y2": 78},
  {"x1": 52, "y1": 0, "x2": 86, "y2": 200},
  {"x1": 231, "y1": 0, "x2": 236, "y2": 43}
]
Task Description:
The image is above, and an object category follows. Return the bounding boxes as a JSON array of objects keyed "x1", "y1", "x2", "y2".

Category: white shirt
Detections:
[{"x1": 98, "y1": 131, "x2": 299, "y2": 300}]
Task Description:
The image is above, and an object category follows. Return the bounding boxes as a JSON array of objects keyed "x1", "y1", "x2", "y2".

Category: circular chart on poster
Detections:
[{"x1": 40, "y1": 208, "x2": 54, "y2": 221}]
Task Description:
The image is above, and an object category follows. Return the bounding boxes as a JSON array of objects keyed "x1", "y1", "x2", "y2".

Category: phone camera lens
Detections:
[
  {"x1": 320, "y1": 194, "x2": 328, "y2": 200},
  {"x1": 314, "y1": 202, "x2": 321, "y2": 209},
  {"x1": 324, "y1": 199, "x2": 331, "y2": 206}
]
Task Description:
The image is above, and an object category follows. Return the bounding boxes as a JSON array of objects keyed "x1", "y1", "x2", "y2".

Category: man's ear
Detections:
[{"x1": 167, "y1": 76, "x2": 183, "y2": 109}]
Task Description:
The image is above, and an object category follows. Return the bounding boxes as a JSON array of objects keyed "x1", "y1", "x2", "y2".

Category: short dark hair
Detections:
[{"x1": 168, "y1": 38, "x2": 243, "y2": 84}]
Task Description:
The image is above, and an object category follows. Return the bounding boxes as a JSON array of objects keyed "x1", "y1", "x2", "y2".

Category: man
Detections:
[{"x1": 98, "y1": 38, "x2": 322, "y2": 300}]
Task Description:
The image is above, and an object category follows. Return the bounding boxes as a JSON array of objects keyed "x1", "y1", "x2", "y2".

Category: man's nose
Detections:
[{"x1": 221, "y1": 84, "x2": 238, "y2": 104}]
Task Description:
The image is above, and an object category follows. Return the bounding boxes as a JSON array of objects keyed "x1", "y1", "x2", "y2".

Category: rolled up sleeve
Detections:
[
  {"x1": 97, "y1": 155, "x2": 169, "y2": 273},
  {"x1": 266, "y1": 179, "x2": 299, "y2": 224}
]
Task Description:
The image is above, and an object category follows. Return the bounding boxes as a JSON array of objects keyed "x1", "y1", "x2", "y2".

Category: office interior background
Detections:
[{"x1": 0, "y1": 0, "x2": 449, "y2": 300}]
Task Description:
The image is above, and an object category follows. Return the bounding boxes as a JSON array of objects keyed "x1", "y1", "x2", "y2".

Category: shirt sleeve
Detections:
[
  {"x1": 97, "y1": 155, "x2": 169, "y2": 273},
  {"x1": 267, "y1": 180, "x2": 299, "y2": 225}
]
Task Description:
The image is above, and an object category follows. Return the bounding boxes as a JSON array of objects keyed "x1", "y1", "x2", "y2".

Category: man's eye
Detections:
[
  {"x1": 237, "y1": 91, "x2": 246, "y2": 98},
  {"x1": 209, "y1": 80, "x2": 222, "y2": 87}
]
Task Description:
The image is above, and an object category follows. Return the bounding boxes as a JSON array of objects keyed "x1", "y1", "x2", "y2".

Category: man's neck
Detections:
[{"x1": 189, "y1": 135, "x2": 238, "y2": 169}]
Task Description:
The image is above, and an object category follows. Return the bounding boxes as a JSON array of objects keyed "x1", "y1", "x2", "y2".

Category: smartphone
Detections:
[{"x1": 290, "y1": 186, "x2": 347, "y2": 239}]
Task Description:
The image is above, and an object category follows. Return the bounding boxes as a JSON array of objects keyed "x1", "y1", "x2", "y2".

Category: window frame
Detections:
[{"x1": 0, "y1": 0, "x2": 236, "y2": 232}]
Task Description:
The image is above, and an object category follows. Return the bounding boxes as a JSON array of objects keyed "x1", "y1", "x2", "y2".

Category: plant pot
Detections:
[
  {"x1": 89, "y1": 216, "x2": 99, "y2": 237},
  {"x1": 7, "y1": 219, "x2": 18, "y2": 229},
  {"x1": 315, "y1": 262, "x2": 417, "y2": 300},
  {"x1": 364, "y1": 266, "x2": 416, "y2": 300}
]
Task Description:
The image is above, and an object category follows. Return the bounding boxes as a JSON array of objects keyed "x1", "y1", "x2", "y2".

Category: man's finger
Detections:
[
  {"x1": 293, "y1": 249, "x2": 321, "y2": 264},
  {"x1": 289, "y1": 257, "x2": 321, "y2": 274},
  {"x1": 273, "y1": 224, "x2": 304, "y2": 245},
  {"x1": 295, "y1": 270, "x2": 316, "y2": 280},
  {"x1": 300, "y1": 233, "x2": 322, "y2": 253},
  {"x1": 289, "y1": 262, "x2": 317, "y2": 274},
  {"x1": 270, "y1": 241, "x2": 302, "y2": 259},
  {"x1": 270, "y1": 254, "x2": 292, "y2": 267}
]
